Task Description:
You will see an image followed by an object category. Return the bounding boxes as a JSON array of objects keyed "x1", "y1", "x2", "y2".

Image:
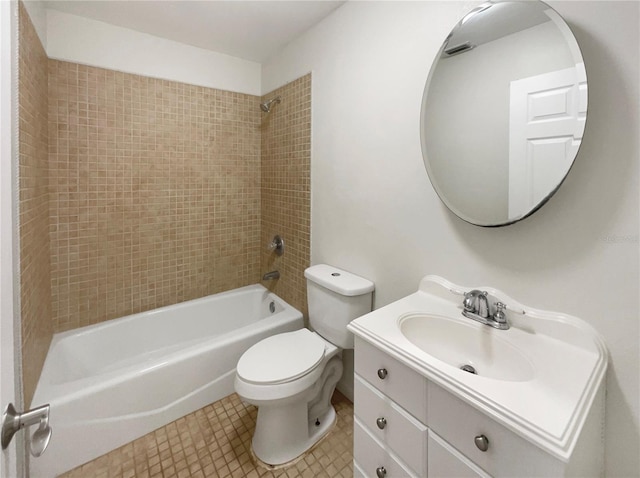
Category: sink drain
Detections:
[{"x1": 460, "y1": 364, "x2": 477, "y2": 375}]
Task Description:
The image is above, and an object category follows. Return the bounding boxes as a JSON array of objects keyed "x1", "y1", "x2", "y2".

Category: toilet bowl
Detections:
[
  {"x1": 234, "y1": 264, "x2": 374, "y2": 465},
  {"x1": 235, "y1": 329, "x2": 342, "y2": 464}
]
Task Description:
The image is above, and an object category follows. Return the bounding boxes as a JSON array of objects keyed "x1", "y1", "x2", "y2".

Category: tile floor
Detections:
[{"x1": 60, "y1": 392, "x2": 354, "y2": 478}]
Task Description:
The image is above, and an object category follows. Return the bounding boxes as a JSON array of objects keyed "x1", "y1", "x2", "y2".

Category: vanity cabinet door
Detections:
[
  {"x1": 427, "y1": 383, "x2": 565, "y2": 477},
  {"x1": 428, "y1": 431, "x2": 490, "y2": 478}
]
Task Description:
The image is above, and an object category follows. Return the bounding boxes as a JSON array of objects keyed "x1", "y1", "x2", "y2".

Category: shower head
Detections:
[{"x1": 260, "y1": 96, "x2": 281, "y2": 113}]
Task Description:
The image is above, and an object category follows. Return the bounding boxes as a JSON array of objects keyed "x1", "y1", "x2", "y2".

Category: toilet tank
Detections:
[{"x1": 305, "y1": 264, "x2": 374, "y2": 349}]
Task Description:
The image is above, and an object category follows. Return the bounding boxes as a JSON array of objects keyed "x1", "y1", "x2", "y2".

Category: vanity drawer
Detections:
[
  {"x1": 428, "y1": 430, "x2": 489, "y2": 478},
  {"x1": 354, "y1": 375, "x2": 427, "y2": 476},
  {"x1": 354, "y1": 337, "x2": 428, "y2": 423},
  {"x1": 354, "y1": 418, "x2": 418, "y2": 478},
  {"x1": 427, "y1": 383, "x2": 563, "y2": 477}
]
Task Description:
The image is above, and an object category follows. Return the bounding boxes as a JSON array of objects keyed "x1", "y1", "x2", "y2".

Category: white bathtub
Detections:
[{"x1": 31, "y1": 284, "x2": 303, "y2": 477}]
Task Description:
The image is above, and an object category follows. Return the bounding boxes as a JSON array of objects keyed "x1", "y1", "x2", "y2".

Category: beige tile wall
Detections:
[
  {"x1": 48, "y1": 62, "x2": 262, "y2": 332},
  {"x1": 18, "y1": 2, "x2": 54, "y2": 406},
  {"x1": 260, "y1": 75, "x2": 311, "y2": 316}
]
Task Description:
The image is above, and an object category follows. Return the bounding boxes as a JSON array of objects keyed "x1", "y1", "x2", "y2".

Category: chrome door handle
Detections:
[{"x1": 1, "y1": 403, "x2": 52, "y2": 457}]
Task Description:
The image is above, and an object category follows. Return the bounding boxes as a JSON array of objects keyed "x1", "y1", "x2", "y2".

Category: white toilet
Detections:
[{"x1": 234, "y1": 264, "x2": 374, "y2": 465}]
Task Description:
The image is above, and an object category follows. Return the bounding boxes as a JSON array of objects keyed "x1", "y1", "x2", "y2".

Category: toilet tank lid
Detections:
[{"x1": 304, "y1": 264, "x2": 374, "y2": 296}]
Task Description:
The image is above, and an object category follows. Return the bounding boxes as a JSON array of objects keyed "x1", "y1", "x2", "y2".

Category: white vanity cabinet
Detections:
[{"x1": 353, "y1": 337, "x2": 604, "y2": 478}]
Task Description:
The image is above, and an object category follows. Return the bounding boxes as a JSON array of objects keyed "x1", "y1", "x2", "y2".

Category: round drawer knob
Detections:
[
  {"x1": 377, "y1": 368, "x2": 388, "y2": 379},
  {"x1": 474, "y1": 434, "x2": 490, "y2": 452},
  {"x1": 376, "y1": 466, "x2": 387, "y2": 478},
  {"x1": 376, "y1": 417, "x2": 387, "y2": 430}
]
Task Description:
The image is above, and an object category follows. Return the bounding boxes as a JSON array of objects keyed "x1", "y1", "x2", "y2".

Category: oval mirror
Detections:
[{"x1": 420, "y1": 0, "x2": 587, "y2": 226}]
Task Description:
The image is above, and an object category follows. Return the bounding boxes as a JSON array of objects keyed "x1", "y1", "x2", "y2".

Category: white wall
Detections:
[
  {"x1": 46, "y1": 9, "x2": 261, "y2": 96},
  {"x1": 22, "y1": 1, "x2": 46, "y2": 50},
  {"x1": 263, "y1": 1, "x2": 639, "y2": 476}
]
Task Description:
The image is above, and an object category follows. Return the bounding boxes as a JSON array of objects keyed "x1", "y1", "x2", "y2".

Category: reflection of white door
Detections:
[
  {"x1": 508, "y1": 64, "x2": 587, "y2": 218},
  {"x1": 1, "y1": 1, "x2": 19, "y2": 476}
]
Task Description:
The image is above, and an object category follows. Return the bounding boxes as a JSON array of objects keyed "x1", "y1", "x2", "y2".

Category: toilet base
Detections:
[{"x1": 252, "y1": 404, "x2": 336, "y2": 466}]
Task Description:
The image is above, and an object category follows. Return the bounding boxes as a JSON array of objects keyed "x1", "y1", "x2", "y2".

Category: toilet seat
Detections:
[{"x1": 237, "y1": 329, "x2": 326, "y2": 385}]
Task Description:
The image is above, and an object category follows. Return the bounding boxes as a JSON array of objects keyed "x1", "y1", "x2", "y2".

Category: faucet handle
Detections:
[
  {"x1": 463, "y1": 290, "x2": 479, "y2": 312},
  {"x1": 267, "y1": 235, "x2": 284, "y2": 256},
  {"x1": 462, "y1": 289, "x2": 482, "y2": 313},
  {"x1": 494, "y1": 302, "x2": 507, "y2": 324}
]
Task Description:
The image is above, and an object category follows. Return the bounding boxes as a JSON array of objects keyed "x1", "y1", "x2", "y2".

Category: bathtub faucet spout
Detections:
[{"x1": 262, "y1": 271, "x2": 280, "y2": 281}]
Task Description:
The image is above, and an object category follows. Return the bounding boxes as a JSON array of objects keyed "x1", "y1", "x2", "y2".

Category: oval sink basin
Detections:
[{"x1": 398, "y1": 313, "x2": 535, "y2": 382}]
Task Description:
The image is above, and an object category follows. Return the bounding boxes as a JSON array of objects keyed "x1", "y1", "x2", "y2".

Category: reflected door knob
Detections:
[
  {"x1": 377, "y1": 368, "x2": 388, "y2": 379},
  {"x1": 474, "y1": 434, "x2": 489, "y2": 452},
  {"x1": 376, "y1": 466, "x2": 387, "y2": 478},
  {"x1": 376, "y1": 417, "x2": 387, "y2": 429}
]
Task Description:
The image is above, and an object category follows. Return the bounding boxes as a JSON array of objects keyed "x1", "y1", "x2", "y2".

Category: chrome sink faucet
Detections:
[{"x1": 463, "y1": 290, "x2": 509, "y2": 330}]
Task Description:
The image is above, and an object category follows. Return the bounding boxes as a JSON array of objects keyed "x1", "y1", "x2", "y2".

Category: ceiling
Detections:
[{"x1": 44, "y1": 1, "x2": 346, "y2": 63}]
